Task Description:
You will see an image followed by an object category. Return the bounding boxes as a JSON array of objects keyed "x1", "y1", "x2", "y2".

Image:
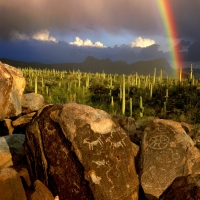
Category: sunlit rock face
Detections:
[
  {"x1": 139, "y1": 119, "x2": 200, "y2": 200},
  {"x1": 0, "y1": 62, "x2": 26, "y2": 119},
  {"x1": 24, "y1": 103, "x2": 139, "y2": 200}
]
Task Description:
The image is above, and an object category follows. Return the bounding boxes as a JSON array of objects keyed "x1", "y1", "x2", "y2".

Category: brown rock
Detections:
[
  {"x1": 12, "y1": 112, "x2": 36, "y2": 127},
  {"x1": 160, "y1": 174, "x2": 200, "y2": 200},
  {"x1": 22, "y1": 93, "x2": 44, "y2": 111},
  {"x1": 24, "y1": 103, "x2": 139, "y2": 200},
  {"x1": 0, "y1": 167, "x2": 27, "y2": 200},
  {"x1": 0, "y1": 62, "x2": 26, "y2": 119},
  {"x1": 13, "y1": 165, "x2": 32, "y2": 188},
  {"x1": 27, "y1": 180, "x2": 55, "y2": 200},
  {"x1": 0, "y1": 137, "x2": 12, "y2": 168},
  {"x1": 139, "y1": 119, "x2": 200, "y2": 200}
]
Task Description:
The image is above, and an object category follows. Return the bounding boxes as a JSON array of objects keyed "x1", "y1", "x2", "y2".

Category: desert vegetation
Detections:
[{"x1": 21, "y1": 65, "x2": 200, "y2": 124}]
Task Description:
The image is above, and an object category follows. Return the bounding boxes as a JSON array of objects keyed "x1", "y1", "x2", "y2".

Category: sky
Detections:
[{"x1": 0, "y1": 0, "x2": 200, "y2": 68}]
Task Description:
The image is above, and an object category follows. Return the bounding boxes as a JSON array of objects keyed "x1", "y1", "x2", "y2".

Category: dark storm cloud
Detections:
[
  {"x1": 185, "y1": 40, "x2": 200, "y2": 62},
  {"x1": 1, "y1": 0, "x2": 199, "y2": 40},
  {"x1": 0, "y1": 39, "x2": 166, "y2": 64}
]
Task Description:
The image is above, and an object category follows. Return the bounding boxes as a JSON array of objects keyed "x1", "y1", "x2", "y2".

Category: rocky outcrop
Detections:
[
  {"x1": 0, "y1": 167, "x2": 27, "y2": 200},
  {"x1": 139, "y1": 119, "x2": 200, "y2": 199},
  {"x1": 0, "y1": 62, "x2": 26, "y2": 119},
  {"x1": 24, "y1": 103, "x2": 139, "y2": 200}
]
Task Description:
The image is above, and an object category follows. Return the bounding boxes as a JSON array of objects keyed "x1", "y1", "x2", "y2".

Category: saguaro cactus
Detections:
[
  {"x1": 139, "y1": 96, "x2": 144, "y2": 118},
  {"x1": 122, "y1": 74, "x2": 126, "y2": 115}
]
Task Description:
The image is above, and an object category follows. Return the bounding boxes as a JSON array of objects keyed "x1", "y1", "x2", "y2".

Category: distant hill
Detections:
[{"x1": 0, "y1": 56, "x2": 176, "y2": 77}]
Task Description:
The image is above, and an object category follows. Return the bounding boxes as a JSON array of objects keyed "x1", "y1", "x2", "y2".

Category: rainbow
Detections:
[{"x1": 156, "y1": 0, "x2": 183, "y2": 78}]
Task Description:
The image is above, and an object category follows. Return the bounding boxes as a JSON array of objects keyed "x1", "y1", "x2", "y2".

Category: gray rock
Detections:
[
  {"x1": 22, "y1": 93, "x2": 44, "y2": 111},
  {"x1": 0, "y1": 134, "x2": 25, "y2": 168}
]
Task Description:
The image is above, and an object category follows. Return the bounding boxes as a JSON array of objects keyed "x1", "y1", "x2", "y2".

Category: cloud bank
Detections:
[
  {"x1": 0, "y1": 0, "x2": 200, "y2": 41},
  {"x1": 130, "y1": 37, "x2": 155, "y2": 48},
  {"x1": 69, "y1": 37, "x2": 106, "y2": 48}
]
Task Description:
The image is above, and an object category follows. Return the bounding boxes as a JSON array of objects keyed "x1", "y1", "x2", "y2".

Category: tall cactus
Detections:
[
  {"x1": 35, "y1": 76, "x2": 38, "y2": 94},
  {"x1": 122, "y1": 74, "x2": 126, "y2": 115},
  {"x1": 129, "y1": 98, "x2": 132, "y2": 117},
  {"x1": 139, "y1": 96, "x2": 144, "y2": 118}
]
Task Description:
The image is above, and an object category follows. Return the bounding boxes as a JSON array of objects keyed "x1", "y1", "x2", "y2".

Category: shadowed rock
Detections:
[
  {"x1": 24, "y1": 103, "x2": 139, "y2": 200},
  {"x1": 0, "y1": 119, "x2": 14, "y2": 136},
  {"x1": 160, "y1": 174, "x2": 200, "y2": 200},
  {"x1": 0, "y1": 134, "x2": 25, "y2": 168},
  {"x1": 139, "y1": 119, "x2": 200, "y2": 200},
  {"x1": 0, "y1": 62, "x2": 25, "y2": 119}
]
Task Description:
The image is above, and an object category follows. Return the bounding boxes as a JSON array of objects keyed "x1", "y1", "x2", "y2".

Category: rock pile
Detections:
[{"x1": 1, "y1": 62, "x2": 200, "y2": 200}]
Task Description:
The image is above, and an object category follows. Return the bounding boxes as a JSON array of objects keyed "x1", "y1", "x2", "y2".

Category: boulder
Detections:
[
  {"x1": 26, "y1": 180, "x2": 55, "y2": 200},
  {"x1": 24, "y1": 103, "x2": 139, "y2": 200},
  {"x1": 139, "y1": 119, "x2": 200, "y2": 199},
  {"x1": 0, "y1": 167, "x2": 27, "y2": 200},
  {"x1": 0, "y1": 62, "x2": 26, "y2": 119},
  {"x1": 0, "y1": 134, "x2": 25, "y2": 168},
  {"x1": 112, "y1": 115, "x2": 140, "y2": 145},
  {"x1": 22, "y1": 93, "x2": 44, "y2": 111},
  {"x1": 160, "y1": 174, "x2": 200, "y2": 200}
]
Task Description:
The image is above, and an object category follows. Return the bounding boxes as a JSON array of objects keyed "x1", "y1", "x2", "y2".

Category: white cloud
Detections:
[
  {"x1": 32, "y1": 30, "x2": 57, "y2": 42},
  {"x1": 130, "y1": 37, "x2": 155, "y2": 48},
  {"x1": 69, "y1": 37, "x2": 106, "y2": 48}
]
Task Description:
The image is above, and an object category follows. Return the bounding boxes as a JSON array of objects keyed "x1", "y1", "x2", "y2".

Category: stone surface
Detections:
[
  {"x1": 0, "y1": 167, "x2": 27, "y2": 200},
  {"x1": 0, "y1": 119, "x2": 14, "y2": 136},
  {"x1": 0, "y1": 134, "x2": 25, "y2": 168},
  {"x1": 13, "y1": 165, "x2": 32, "y2": 188},
  {"x1": 0, "y1": 137, "x2": 12, "y2": 168},
  {"x1": 22, "y1": 93, "x2": 44, "y2": 111},
  {"x1": 12, "y1": 112, "x2": 36, "y2": 127},
  {"x1": 160, "y1": 174, "x2": 200, "y2": 200},
  {"x1": 24, "y1": 103, "x2": 139, "y2": 200},
  {"x1": 27, "y1": 180, "x2": 55, "y2": 200},
  {"x1": 139, "y1": 119, "x2": 200, "y2": 200},
  {"x1": 0, "y1": 62, "x2": 26, "y2": 119}
]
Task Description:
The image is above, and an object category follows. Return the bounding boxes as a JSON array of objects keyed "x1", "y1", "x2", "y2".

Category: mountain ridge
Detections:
[{"x1": 0, "y1": 56, "x2": 176, "y2": 77}]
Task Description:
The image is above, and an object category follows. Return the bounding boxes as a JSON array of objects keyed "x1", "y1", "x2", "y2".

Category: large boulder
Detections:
[
  {"x1": 0, "y1": 62, "x2": 26, "y2": 119},
  {"x1": 139, "y1": 119, "x2": 200, "y2": 199},
  {"x1": 24, "y1": 103, "x2": 139, "y2": 200}
]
